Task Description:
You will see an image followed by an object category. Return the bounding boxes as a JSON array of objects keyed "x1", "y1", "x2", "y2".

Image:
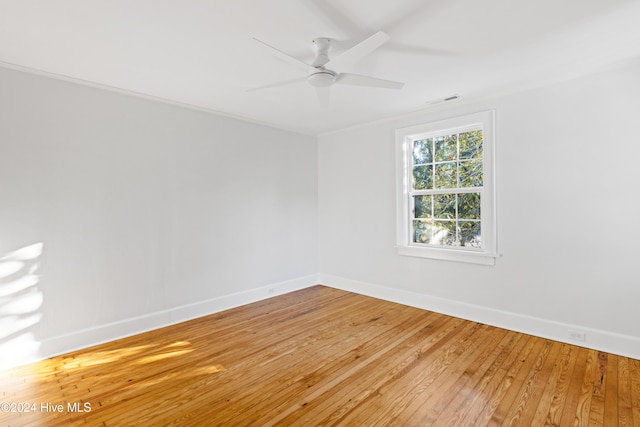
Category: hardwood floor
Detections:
[{"x1": 1, "y1": 285, "x2": 639, "y2": 426}]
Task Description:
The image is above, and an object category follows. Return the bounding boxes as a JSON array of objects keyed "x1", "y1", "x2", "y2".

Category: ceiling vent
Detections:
[{"x1": 426, "y1": 94, "x2": 462, "y2": 106}]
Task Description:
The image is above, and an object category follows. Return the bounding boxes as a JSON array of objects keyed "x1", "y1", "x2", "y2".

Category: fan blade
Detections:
[
  {"x1": 315, "y1": 87, "x2": 330, "y2": 108},
  {"x1": 336, "y1": 73, "x2": 404, "y2": 89},
  {"x1": 327, "y1": 31, "x2": 390, "y2": 70},
  {"x1": 247, "y1": 77, "x2": 307, "y2": 92},
  {"x1": 253, "y1": 38, "x2": 317, "y2": 74}
]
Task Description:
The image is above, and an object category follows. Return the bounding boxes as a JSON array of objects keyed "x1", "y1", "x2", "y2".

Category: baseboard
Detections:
[
  {"x1": 319, "y1": 274, "x2": 640, "y2": 360},
  {"x1": 7, "y1": 272, "x2": 636, "y2": 371},
  {"x1": 4, "y1": 275, "x2": 318, "y2": 370}
]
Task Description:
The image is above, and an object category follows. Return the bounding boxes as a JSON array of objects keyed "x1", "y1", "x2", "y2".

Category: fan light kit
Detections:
[
  {"x1": 307, "y1": 71, "x2": 336, "y2": 88},
  {"x1": 249, "y1": 31, "x2": 405, "y2": 107}
]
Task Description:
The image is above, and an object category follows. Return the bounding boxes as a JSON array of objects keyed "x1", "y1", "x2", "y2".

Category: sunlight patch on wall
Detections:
[{"x1": 0, "y1": 243, "x2": 44, "y2": 370}]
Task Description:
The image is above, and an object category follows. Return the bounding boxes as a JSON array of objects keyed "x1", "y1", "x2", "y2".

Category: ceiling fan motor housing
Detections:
[
  {"x1": 311, "y1": 37, "x2": 332, "y2": 67},
  {"x1": 309, "y1": 38, "x2": 336, "y2": 87}
]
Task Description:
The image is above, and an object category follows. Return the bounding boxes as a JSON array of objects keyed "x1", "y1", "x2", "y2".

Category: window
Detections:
[{"x1": 396, "y1": 110, "x2": 496, "y2": 265}]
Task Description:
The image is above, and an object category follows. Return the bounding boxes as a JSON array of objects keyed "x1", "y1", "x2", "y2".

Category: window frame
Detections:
[{"x1": 395, "y1": 110, "x2": 497, "y2": 265}]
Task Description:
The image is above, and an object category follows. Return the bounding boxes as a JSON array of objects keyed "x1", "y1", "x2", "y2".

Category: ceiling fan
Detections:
[{"x1": 248, "y1": 31, "x2": 404, "y2": 107}]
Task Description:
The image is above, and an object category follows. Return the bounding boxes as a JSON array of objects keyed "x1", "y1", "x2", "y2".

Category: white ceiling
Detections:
[{"x1": 1, "y1": 0, "x2": 639, "y2": 135}]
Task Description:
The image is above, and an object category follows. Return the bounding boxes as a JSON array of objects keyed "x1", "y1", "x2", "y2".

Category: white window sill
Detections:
[{"x1": 397, "y1": 245, "x2": 497, "y2": 266}]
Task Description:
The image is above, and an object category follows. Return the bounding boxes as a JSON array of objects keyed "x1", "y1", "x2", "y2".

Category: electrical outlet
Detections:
[{"x1": 568, "y1": 330, "x2": 586, "y2": 342}]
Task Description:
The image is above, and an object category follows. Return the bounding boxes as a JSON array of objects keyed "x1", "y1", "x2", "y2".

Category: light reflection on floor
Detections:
[{"x1": 0, "y1": 337, "x2": 227, "y2": 425}]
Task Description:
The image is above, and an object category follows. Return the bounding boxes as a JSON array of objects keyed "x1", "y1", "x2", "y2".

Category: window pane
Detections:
[
  {"x1": 413, "y1": 219, "x2": 435, "y2": 244},
  {"x1": 433, "y1": 194, "x2": 456, "y2": 219},
  {"x1": 459, "y1": 130, "x2": 483, "y2": 160},
  {"x1": 458, "y1": 192, "x2": 481, "y2": 220},
  {"x1": 412, "y1": 139, "x2": 432, "y2": 164},
  {"x1": 414, "y1": 219, "x2": 455, "y2": 245},
  {"x1": 434, "y1": 135, "x2": 457, "y2": 162},
  {"x1": 412, "y1": 165, "x2": 433, "y2": 189},
  {"x1": 434, "y1": 162, "x2": 457, "y2": 188},
  {"x1": 435, "y1": 220, "x2": 457, "y2": 246},
  {"x1": 459, "y1": 221, "x2": 481, "y2": 247},
  {"x1": 460, "y1": 159, "x2": 483, "y2": 187},
  {"x1": 413, "y1": 195, "x2": 432, "y2": 218},
  {"x1": 434, "y1": 193, "x2": 455, "y2": 219}
]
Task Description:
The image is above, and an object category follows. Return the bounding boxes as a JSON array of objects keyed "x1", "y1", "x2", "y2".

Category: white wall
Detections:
[
  {"x1": 0, "y1": 67, "x2": 318, "y2": 367},
  {"x1": 318, "y1": 58, "x2": 640, "y2": 358},
  {"x1": 2, "y1": 57, "x2": 639, "y2": 369}
]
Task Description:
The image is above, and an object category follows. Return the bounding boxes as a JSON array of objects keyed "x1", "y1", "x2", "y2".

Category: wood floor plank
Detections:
[
  {"x1": 477, "y1": 335, "x2": 545, "y2": 426},
  {"x1": 427, "y1": 330, "x2": 521, "y2": 426},
  {"x1": 619, "y1": 356, "x2": 635, "y2": 427},
  {"x1": 543, "y1": 344, "x2": 581, "y2": 426},
  {"x1": 630, "y1": 359, "x2": 640, "y2": 426},
  {"x1": 574, "y1": 349, "x2": 599, "y2": 426},
  {"x1": 557, "y1": 346, "x2": 589, "y2": 427},
  {"x1": 165, "y1": 295, "x2": 430, "y2": 426},
  {"x1": 589, "y1": 351, "x2": 608, "y2": 426},
  {"x1": 1, "y1": 285, "x2": 638, "y2": 426},
  {"x1": 604, "y1": 353, "x2": 619, "y2": 424},
  {"x1": 501, "y1": 340, "x2": 562, "y2": 426},
  {"x1": 329, "y1": 321, "x2": 487, "y2": 426},
  {"x1": 236, "y1": 318, "x2": 432, "y2": 422},
  {"x1": 260, "y1": 314, "x2": 466, "y2": 426},
  {"x1": 390, "y1": 324, "x2": 505, "y2": 425}
]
